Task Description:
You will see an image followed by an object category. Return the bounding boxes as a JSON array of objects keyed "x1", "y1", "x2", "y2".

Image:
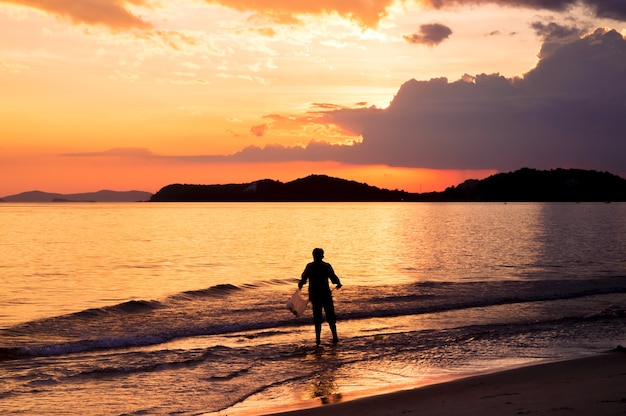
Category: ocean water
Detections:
[{"x1": 1, "y1": 202, "x2": 626, "y2": 415}]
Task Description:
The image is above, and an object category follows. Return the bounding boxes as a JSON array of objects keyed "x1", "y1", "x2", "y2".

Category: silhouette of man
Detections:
[{"x1": 299, "y1": 248, "x2": 342, "y2": 345}]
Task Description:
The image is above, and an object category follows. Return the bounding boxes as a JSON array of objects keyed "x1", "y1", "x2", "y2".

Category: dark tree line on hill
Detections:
[
  {"x1": 149, "y1": 168, "x2": 626, "y2": 202},
  {"x1": 150, "y1": 175, "x2": 409, "y2": 202},
  {"x1": 434, "y1": 168, "x2": 626, "y2": 202}
]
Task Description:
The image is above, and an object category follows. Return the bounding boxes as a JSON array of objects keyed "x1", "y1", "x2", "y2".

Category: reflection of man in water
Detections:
[{"x1": 299, "y1": 248, "x2": 342, "y2": 345}]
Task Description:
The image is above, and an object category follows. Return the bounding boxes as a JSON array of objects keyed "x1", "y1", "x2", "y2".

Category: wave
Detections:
[
  {"x1": 2, "y1": 277, "x2": 625, "y2": 361},
  {"x1": 2, "y1": 301, "x2": 623, "y2": 362},
  {"x1": 0, "y1": 334, "x2": 170, "y2": 361},
  {"x1": 339, "y1": 279, "x2": 626, "y2": 322},
  {"x1": 172, "y1": 283, "x2": 242, "y2": 300},
  {"x1": 169, "y1": 279, "x2": 295, "y2": 300},
  {"x1": 74, "y1": 300, "x2": 164, "y2": 318}
]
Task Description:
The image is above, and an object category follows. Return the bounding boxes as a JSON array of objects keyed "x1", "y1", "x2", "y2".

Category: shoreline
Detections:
[{"x1": 213, "y1": 349, "x2": 626, "y2": 416}]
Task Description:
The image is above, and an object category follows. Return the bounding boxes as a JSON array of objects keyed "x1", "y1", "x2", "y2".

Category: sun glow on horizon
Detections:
[{"x1": 1, "y1": 1, "x2": 625, "y2": 195}]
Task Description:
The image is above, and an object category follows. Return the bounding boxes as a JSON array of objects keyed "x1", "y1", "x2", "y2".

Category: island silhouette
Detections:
[
  {"x1": 3, "y1": 168, "x2": 625, "y2": 203},
  {"x1": 149, "y1": 168, "x2": 626, "y2": 202}
]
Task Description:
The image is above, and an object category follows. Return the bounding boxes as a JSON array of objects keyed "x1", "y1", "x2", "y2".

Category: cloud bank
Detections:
[
  {"x1": 227, "y1": 28, "x2": 626, "y2": 176},
  {"x1": 4, "y1": 0, "x2": 626, "y2": 31}
]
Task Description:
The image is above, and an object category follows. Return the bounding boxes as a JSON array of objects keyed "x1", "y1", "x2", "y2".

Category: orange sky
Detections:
[{"x1": 1, "y1": 0, "x2": 624, "y2": 196}]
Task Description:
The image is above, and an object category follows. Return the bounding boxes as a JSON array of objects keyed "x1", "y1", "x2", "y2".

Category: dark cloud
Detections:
[
  {"x1": 324, "y1": 28, "x2": 626, "y2": 174},
  {"x1": 421, "y1": 0, "x2": 626, "y2": 22},
  {"x1": 404, "y1": 23, "x2": 453, "y2": 46},
  {"x1": 230, "y1": 28, "x2": 626, "y2": 177},
  {"x1": 586, "y1": 0, "x2": 626, "y2": 21},
  {"x1": 530, "y1": 21, "x2": 586, "y2": 58},
  {"x1": 531, "y1": 21, "x2": 584, "y2": 41}
]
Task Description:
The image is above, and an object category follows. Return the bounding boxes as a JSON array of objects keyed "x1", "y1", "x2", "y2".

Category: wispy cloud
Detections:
[
  {"x1": 0, "y1": 58, "x2": 29, "y2": 73},
  {"x1": 63, "y1": 148, "x2": 155, "y2": 157},
  {"x1": 1, "y1": 0, "x2": 153, "y2": 29},
  {"x1": 133, "y1": 30, "x2": 199, "y2": 50},
  {"x1": 250, "y1": 124, "x2": 268, "y2": 137}
]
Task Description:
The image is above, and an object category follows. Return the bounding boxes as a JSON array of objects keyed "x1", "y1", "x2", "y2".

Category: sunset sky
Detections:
[{"x1": 1, "y1": 0, "x2": 625, "y2": 196}]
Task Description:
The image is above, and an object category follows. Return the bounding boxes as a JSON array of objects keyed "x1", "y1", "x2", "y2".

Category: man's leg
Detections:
[
  {"x1": 329, "y1": 322, "x2": 338, "y2": 343},
  {"x1": 312, "y1": 303, "x2": 323, "y2": 345},
  {"x1": 325, "y1": 300, "x2": 338, "y2": 343}
]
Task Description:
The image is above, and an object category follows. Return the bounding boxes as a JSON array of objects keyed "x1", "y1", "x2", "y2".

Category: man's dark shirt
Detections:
[{"x1": 300, "y1": 260, "x2": 340, "y2": 303}]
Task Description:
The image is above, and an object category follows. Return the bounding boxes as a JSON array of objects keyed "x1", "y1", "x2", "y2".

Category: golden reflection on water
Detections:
[
  {"x1": 305, "y1": 347, "x2": 343, "y2": 403},
  {"x1": 2, "y1": 202, "x2": 626, "y2": 326}
]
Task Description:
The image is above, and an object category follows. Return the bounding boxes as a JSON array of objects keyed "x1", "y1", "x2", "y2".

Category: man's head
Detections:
[{"x1": 312, "y1": 248, "x2": 324, "y2": 261}]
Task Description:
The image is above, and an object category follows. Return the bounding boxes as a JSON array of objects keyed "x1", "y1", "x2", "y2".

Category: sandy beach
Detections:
[{"x1": 257, "y1": 349, "x2": 626, "y2": 416}]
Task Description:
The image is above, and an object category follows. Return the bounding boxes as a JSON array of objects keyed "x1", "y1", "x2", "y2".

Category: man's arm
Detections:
[
  {"x1": 327, "y1": 264, "x2": 342, "y2": 288},
  {"x1": 298, "y1": 264, "x2": 309, "y2": 289}
]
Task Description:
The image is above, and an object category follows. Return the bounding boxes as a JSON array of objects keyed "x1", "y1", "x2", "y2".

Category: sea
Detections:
[{"x1": 1, "y1": 202, "x2": 626, "y2": 415}]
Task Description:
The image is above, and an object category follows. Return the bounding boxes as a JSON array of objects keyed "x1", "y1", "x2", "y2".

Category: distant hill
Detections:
[
  {"x1": 5, "y1": 168, "x2": 625, "y2": 203},
  {"x1": 150, "y1": 175, "x2": 409, "y2": 202},
  {"x1": 150, "y1": 169, "x2": 626, "y2": 202},
  {"x1": 1, "y1": 190, "x2": 153, "y2": 202}
]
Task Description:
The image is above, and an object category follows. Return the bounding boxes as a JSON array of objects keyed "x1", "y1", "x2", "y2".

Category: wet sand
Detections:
[{"x1": 261, "y1": 349, "x2": 626, "y2": 416}]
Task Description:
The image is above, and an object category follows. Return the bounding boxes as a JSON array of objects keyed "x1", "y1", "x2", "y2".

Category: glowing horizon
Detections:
[{"x1": 1, "y1": 1, "x2": 625, "y2": 196}]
